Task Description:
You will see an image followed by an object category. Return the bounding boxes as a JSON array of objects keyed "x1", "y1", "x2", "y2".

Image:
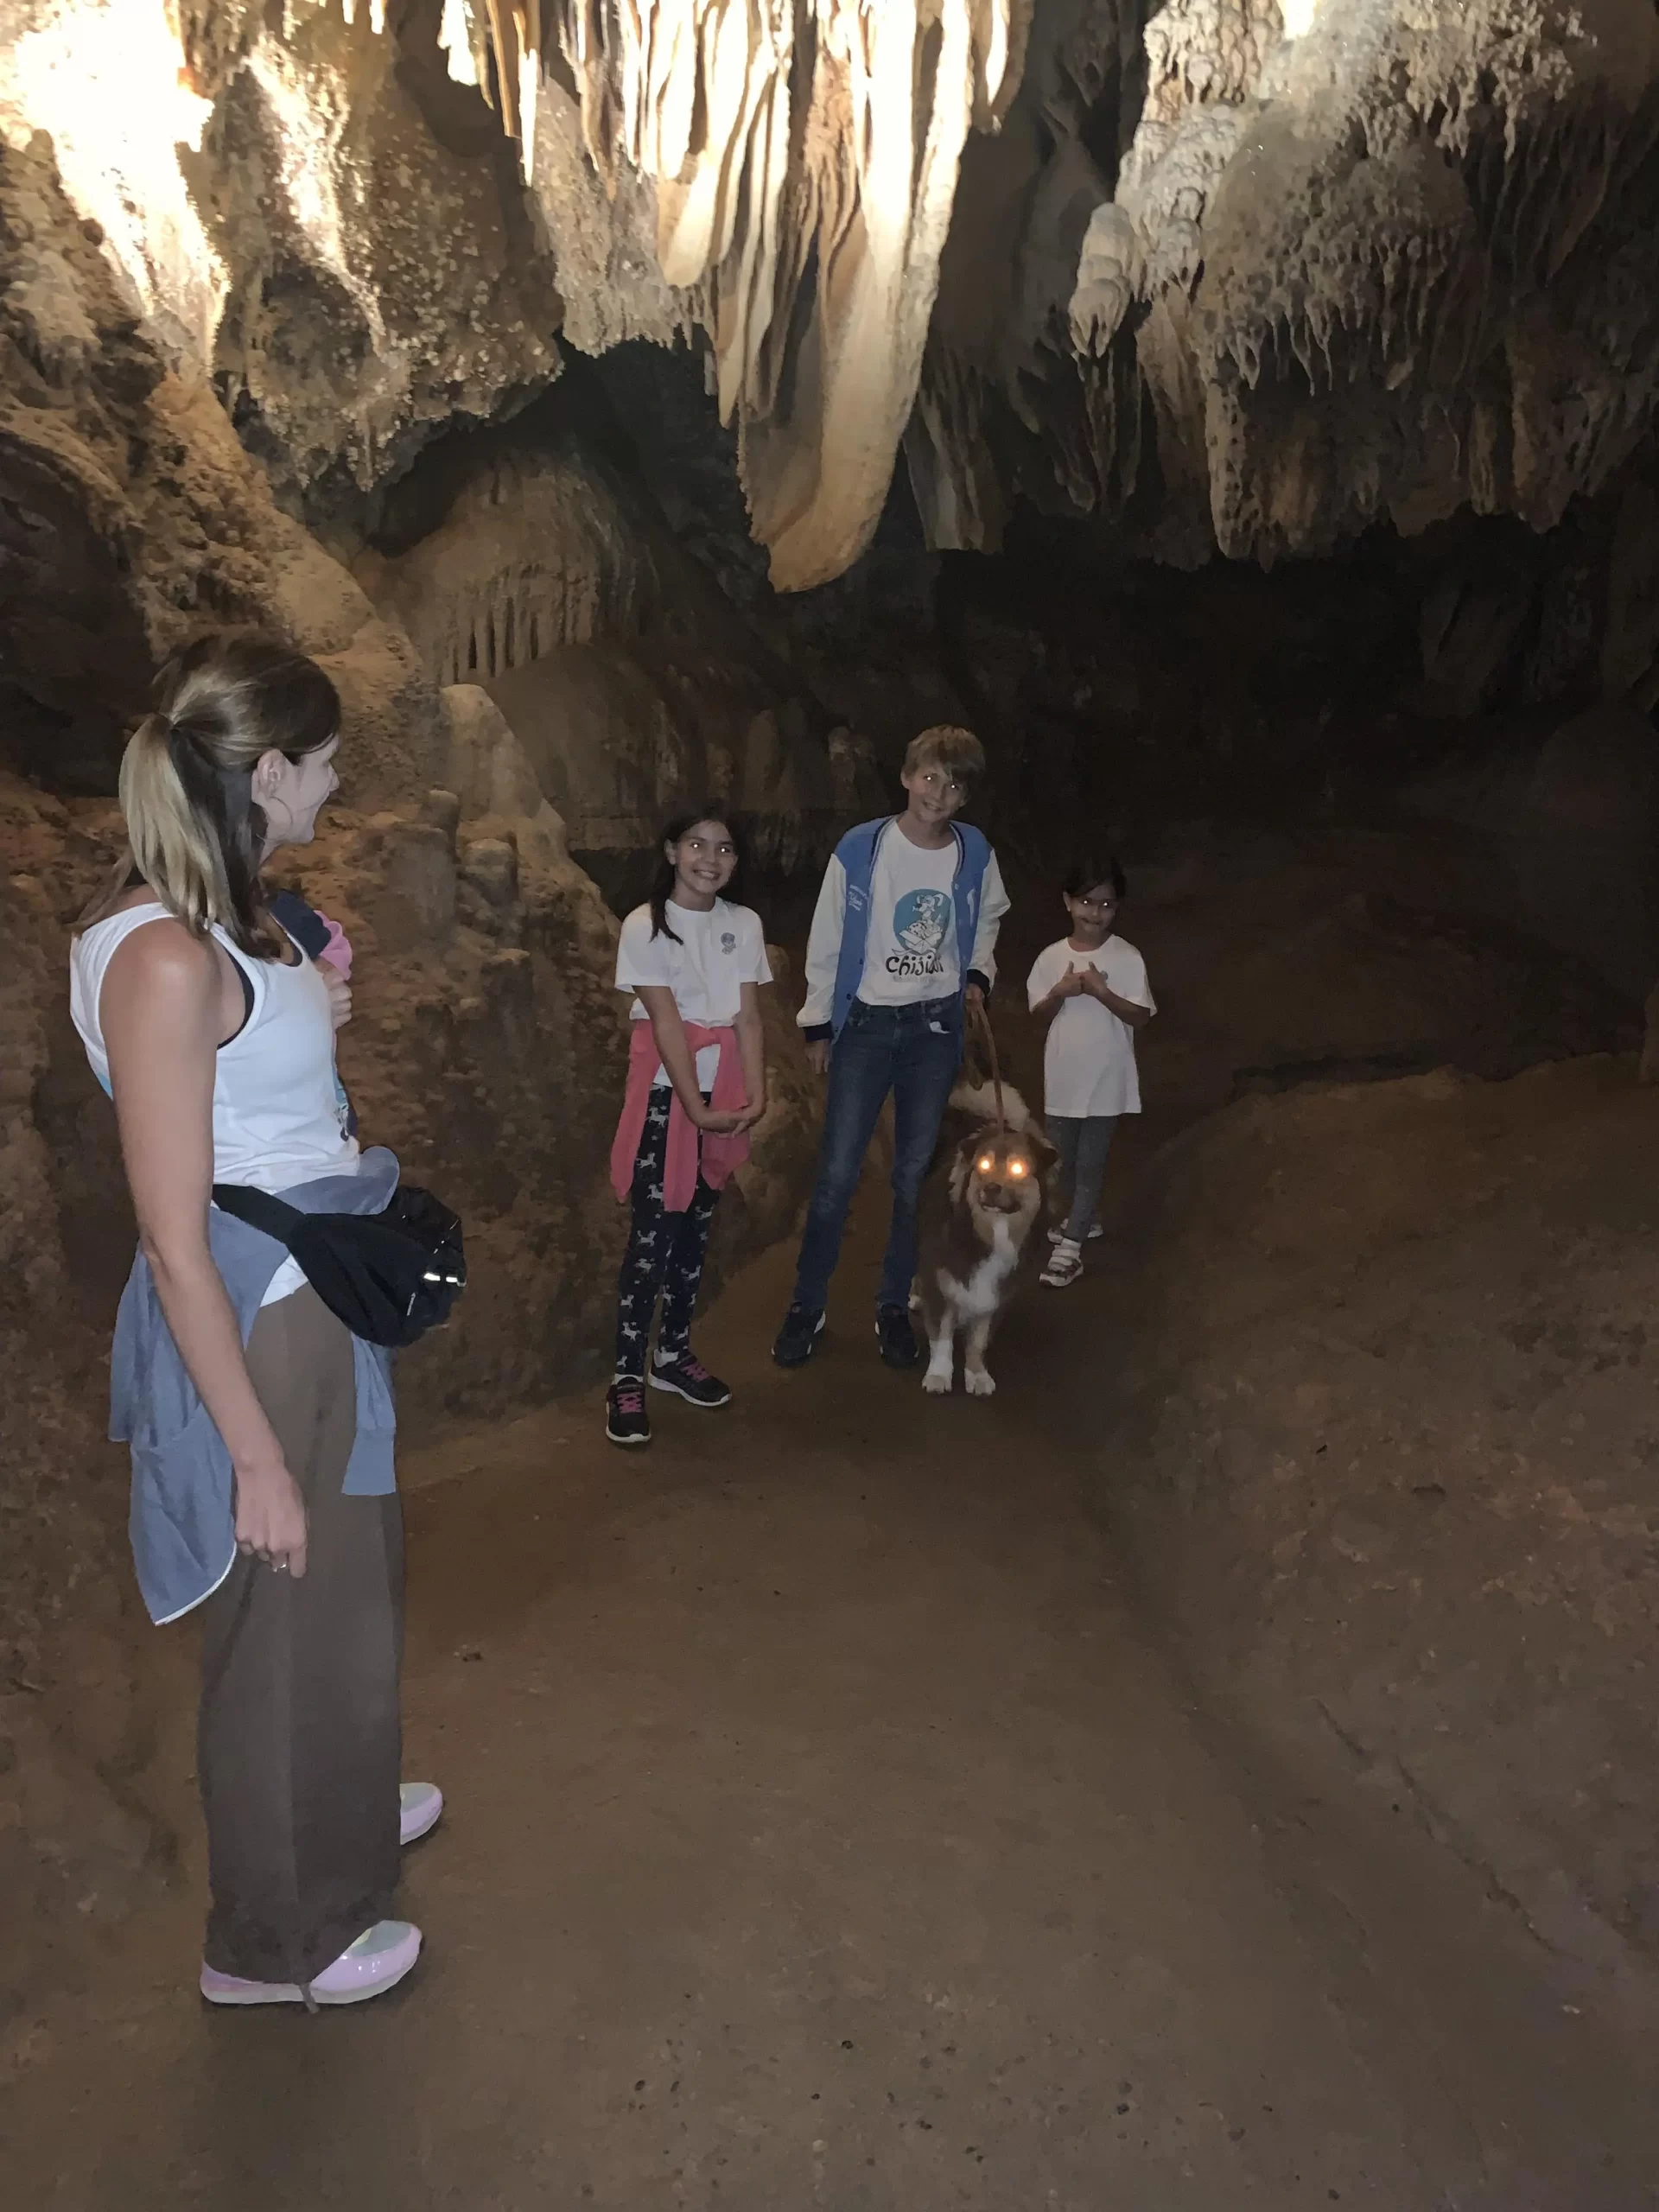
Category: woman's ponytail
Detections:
[
  {"x1": 77, "y1": 634, "x2": 340, "y2": 957},
  {"x1": 118, "y1": 711, "x2": 233, "y2": 941}
]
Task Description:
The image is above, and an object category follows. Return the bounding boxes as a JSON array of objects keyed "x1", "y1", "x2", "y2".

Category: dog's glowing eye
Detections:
[
  {"x1": 976, "y1": 1154, "x2": 995, "y2": 1173},
  {"x1": 1009, "y1": 1159, "x2": 1027, "y2": 1178}
]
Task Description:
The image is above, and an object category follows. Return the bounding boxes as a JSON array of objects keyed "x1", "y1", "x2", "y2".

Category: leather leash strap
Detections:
[{"x1": 970, "y1": 995, "x2": 1006, "y2": 1134}]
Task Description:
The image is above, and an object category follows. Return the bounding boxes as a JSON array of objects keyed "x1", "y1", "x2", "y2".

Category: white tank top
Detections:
[{"x1": 70, "y1": 902, "x2": 359, "y2": 1304}]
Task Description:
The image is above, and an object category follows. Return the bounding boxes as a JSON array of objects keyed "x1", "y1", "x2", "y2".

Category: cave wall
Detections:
[
  {"x1": 346, "y1": 361, "x2": 880, "y2": 920},
  {"x1": 0, "y1": 130, "x2": 827, "y2": 1733}
]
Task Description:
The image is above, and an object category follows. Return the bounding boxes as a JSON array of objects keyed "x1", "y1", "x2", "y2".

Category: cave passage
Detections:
[
  {"x1": 13, "y1": 1188, "x2": 1659, "y2": 2211},
  {"x1": 10, "y1": 1, "x2": 1659, "y2": 2193}
]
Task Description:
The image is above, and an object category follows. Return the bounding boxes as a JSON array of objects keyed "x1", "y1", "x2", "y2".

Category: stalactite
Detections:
[
  {"x1": 340, "y1": 0, "x2": 1031, "y2": 589},
  {"x1": 1059, "y1": 0, "x2": 1659, "y2": 562}
]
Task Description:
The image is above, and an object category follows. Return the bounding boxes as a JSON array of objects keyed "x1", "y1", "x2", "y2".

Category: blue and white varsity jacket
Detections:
[{"x1": 798, "y1": 815, "x2": 1009, "y2": 1043}]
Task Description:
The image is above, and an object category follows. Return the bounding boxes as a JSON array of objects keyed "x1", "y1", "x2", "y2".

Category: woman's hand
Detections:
[
  {"x1": 233, "y1": 1453, "x2": 308, "y2": 1577},
  {"x1": 731, "y1": 1095, "x2": 767, "y2": 1132},
  {"x1": 323, "y1": 968, "x2": 353, "y2": 1030}
]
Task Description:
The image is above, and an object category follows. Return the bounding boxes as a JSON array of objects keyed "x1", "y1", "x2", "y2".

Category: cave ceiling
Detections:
[{"x1": 3, "y1": 0, "x2": 1659, "y2": 595}]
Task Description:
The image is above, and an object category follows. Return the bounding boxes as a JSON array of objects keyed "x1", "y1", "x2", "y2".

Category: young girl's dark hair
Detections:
[
  {"x1": 1064, "y1": 854, "x2": 1127, "y2": 903},
  {"x1": 648, "y1": 804, "x2": 741, "y2": 944}
]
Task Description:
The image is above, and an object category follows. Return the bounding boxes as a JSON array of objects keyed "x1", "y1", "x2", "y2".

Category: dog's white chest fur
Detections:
[{"x1": 941, "y1": 1220, "x2": 1019, "y2": 1319}]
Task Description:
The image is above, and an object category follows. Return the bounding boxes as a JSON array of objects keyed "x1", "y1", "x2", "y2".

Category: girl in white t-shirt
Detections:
[
  {"x1": 1026, "y1": 855, "x2": 1155, "y2": 1287},
  {"x1": 607, "y1": 807, "x2": 771, "y2": 1445}
]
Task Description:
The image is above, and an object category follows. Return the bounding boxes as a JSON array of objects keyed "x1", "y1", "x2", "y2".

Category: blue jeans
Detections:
[{"x1": 792, "y1": 995, "x2": 963, "y2": 1313}]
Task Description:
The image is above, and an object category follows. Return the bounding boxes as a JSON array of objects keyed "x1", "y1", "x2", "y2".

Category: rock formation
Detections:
[
  {"x1": 392, "y1": 0, "x2": 1033, "y2": 589},
  {"x1": 920, "y1": 0, "x2": 1659, "y2": 567},
  {"x1": 11, "y1": 3, "x2": 1659, "y2": 590}
]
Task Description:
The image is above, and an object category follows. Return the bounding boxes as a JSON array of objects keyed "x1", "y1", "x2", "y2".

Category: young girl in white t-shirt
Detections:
[
  {"x1": 606, "y1": 807, "x2": 771, "y2": 1445},
  {"x1": 1026, "y1": 855, "x2": 1155, "y2": 1287}
]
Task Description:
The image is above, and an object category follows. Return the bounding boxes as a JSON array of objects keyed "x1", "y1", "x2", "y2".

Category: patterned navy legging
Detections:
[{"x1": 613, "y1": 1087, "x2": 720, "y2": 1379}]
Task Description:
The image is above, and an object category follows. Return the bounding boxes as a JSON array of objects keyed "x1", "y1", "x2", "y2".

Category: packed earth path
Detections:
[{"x1": 10, "y1": 1194, "x2": 1659, "y2": 2212}]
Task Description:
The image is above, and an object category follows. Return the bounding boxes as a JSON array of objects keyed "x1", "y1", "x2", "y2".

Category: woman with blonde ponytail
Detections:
[{"x1": 71, "y1": 634, "x2": 436, "y2": 2010}]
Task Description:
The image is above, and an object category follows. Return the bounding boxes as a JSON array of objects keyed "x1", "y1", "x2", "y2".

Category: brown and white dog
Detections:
[{"x1": 913, "y1": 1078, "x2": 1055, "y2": 1397}]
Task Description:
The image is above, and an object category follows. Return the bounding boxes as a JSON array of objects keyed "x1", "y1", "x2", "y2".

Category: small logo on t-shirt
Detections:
[
  {"x1": 887, "y1": 888, "x2": 950, "y2": 979},
  {"x1": 721, "y1": 931, "x2": 736, "y2": 954}
]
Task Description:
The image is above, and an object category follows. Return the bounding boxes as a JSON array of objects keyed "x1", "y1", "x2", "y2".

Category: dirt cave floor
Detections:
[{"x1": 7, "y1": 1181, "x2": 1659, "y2": 2211}]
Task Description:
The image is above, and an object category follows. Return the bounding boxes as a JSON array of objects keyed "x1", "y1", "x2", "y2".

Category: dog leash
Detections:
[{"x1": 970, "y1": 996, "x2": 1007, "y2": 1133}]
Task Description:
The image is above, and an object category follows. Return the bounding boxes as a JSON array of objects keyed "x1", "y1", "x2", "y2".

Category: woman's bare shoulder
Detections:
[{"x1": 104, "y1": 909, "x2": 220, "y2": 999}]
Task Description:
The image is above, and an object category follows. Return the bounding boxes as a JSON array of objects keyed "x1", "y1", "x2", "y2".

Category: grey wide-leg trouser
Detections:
[{"x1": 198, "y1": 1286, "x2": 404, "y2": 1986}]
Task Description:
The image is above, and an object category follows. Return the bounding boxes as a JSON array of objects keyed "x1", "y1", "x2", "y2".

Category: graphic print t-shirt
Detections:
[
  {"x1": 615, "y1": 898, "x2": 771, "y2": 1088},
  {"x1": 856, "y1": 830, "x2": 963, "y2": 1005}
]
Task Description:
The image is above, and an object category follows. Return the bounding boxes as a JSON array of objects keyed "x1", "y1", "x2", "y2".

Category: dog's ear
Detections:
[
  {"x1": 946, "y1": 1129, "x2": 982, "y2": 1207},
  {"x1": 1024, "y1": 1124, "x2": 1059, "y2": 1171},
  {"x1": 1020, "y1": 1124, "x2": 1062, "y2": 1214},
  {"x1": 931, "y1": 1104, "x2": 976, "y2": 1177}
]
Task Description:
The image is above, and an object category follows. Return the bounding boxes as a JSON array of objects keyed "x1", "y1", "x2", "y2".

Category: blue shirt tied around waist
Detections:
[
  {"x1": 825, "y1": 817, "x2": 993, "y2": 1041},
  {"x1": 111, "y1": 1146, "x2": 401, "y2": 1627}
]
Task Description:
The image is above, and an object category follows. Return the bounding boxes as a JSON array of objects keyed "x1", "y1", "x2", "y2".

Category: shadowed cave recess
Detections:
[{"x1": 5, "y1": 0, "x2": 1659, "y2": 2102}]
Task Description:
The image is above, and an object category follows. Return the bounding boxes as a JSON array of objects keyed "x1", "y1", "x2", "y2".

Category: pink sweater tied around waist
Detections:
[{"x1": 610, "y1": 1019, "x2": 751, "y2": 1214}]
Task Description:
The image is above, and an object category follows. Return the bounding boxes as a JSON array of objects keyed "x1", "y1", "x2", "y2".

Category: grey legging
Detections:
[{"x1": 1047, "y1": 1113, "x2": 1118, "y2": 1243}]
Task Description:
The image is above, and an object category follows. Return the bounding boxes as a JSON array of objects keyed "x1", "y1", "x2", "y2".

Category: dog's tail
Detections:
[{"x1": 947, "y1": 1075, "x2": 1038, "y2": 1134}]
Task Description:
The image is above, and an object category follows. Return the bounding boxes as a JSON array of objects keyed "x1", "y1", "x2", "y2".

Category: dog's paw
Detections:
[
  {"x1": 963, "y1": 1367, "x2": 996, "y2": 1398},
  {"x1": 922, "y1": 1367, "x2": 953, "y2": 1395}
]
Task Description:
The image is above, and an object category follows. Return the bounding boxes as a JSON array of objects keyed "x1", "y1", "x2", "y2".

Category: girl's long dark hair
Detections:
[{"x1": 648, "y1": 804, "x2": 741, "y2": 944}]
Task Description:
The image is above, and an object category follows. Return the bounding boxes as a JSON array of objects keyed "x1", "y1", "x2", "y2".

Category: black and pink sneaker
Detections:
[
  {"x1": 649, "y1": 1353, "x2": 733, "y2": 1409},
  {"x1": 606, "y1": 1377, "x2": 652, "y2": 1446}
]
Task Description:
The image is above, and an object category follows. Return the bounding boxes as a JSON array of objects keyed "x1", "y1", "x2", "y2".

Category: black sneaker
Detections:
[
  {"x1": 649, "y1": 1353, "x2": 732, "y2": 1408},
  {"x1": 875, "y1": 1304, "x2": 920, "y2": 1369},
  {"x1": 605, "y1": 1378, "x2": 652, "y2": 1446},
  {"x1": 772, "y1": 1303, "x2": 826, "y2": 1368}
]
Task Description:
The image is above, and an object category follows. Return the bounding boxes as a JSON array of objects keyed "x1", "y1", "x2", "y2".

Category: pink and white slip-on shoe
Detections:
[
  {"x1": 399, "y1": 1781, "x2": 443, "y2": 1846},
  {"x1": 200, "y1": 1919, "x2": 422, "y2": 2007}
]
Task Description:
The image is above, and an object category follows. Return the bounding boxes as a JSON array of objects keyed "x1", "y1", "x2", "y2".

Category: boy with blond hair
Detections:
[{"x1": 773, "y1": 726, "x2": 1010, "y2": 1370}]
